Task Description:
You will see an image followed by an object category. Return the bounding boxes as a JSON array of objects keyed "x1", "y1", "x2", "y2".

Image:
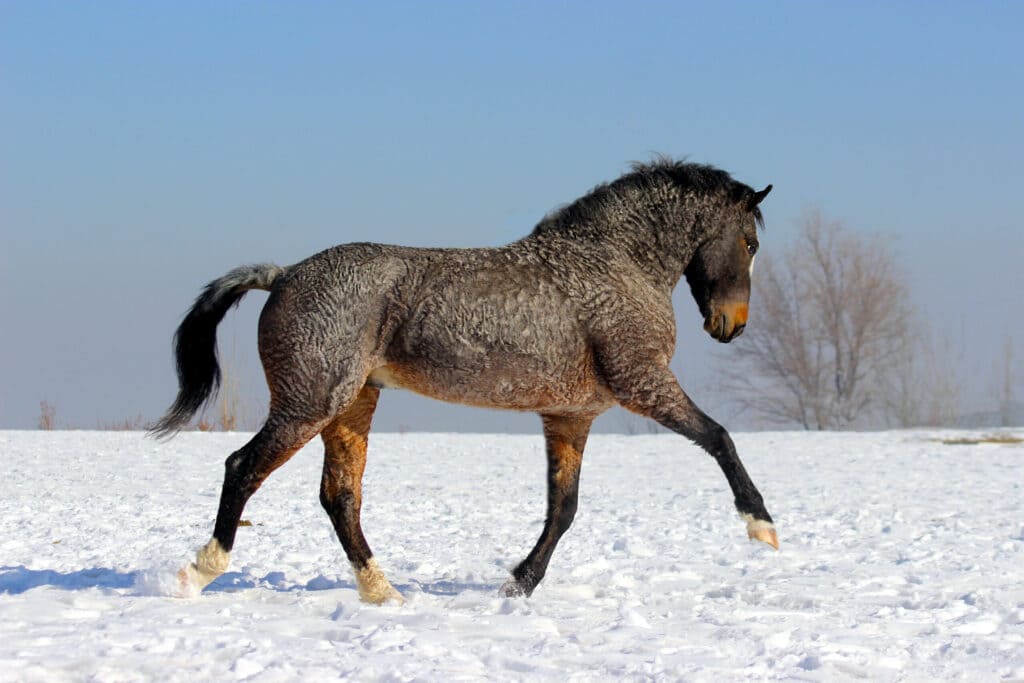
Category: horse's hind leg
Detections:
[
  {"x1": 501, "y1": 414, "x2": 594, "y2": 598},
  {"x1": 319, "y1": 385, "x2": 402, "y2": 604},
  {"x1": 178, "y1": 414, "x2": 326, "y2": 593}
]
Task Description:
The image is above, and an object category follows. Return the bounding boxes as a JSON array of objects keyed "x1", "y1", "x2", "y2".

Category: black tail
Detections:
[{"x1": 150, "y1": 263, "x2": 285, "y2": 438}]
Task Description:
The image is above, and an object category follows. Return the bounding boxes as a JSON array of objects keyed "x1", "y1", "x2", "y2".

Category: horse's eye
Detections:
[{"x1": 747, "y1": 243, "x2": 758, "y2": 256}]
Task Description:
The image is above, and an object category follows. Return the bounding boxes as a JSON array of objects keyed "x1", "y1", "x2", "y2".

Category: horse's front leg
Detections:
[
  {"x1": 608, "y1": 362, "x2": 777, "y2": 548},
  {"x1": 501, "y1": 413, "x2": 594, "y2": 597}
]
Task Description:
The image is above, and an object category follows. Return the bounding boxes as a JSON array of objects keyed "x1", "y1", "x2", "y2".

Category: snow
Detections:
[{"x1": 1, "y1": 429, "x2": 1023, "y2": 681}]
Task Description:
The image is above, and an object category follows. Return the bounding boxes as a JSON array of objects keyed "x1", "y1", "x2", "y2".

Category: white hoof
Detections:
[
  {"x1": 174, "y1": 539, "x2": 230, "y2": 596},
  {"x1": 354, "y1": 558, "x2": 404, "y2": 605},
  {"x1": 741, "y1": 513, "x2": 779, "y2": 549}
]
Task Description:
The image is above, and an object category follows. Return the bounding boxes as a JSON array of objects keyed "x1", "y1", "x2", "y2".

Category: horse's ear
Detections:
[{"x1": 747, "y1": 184, "x2": 772, "y2": 210}]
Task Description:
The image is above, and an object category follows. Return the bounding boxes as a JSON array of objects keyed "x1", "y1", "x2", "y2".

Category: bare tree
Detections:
[
  {"x1": 37, "y1": 400, "x2": 56, "y2": 430},
  {"x1": 994, "y1": 334, "x2": 1017, "y2": 427},
  {"x1": 217, "y1": 356, "x2": 241, "y2": 431},
  {"x1": 721, "y1": 209, "x2": 913, "y2": 429},
  {"x1": 888, "y1": 332, "x2": 963, "y2": 428},
  {"x1": 191, "y1": 356, "x2": 244, "y2": 431}
]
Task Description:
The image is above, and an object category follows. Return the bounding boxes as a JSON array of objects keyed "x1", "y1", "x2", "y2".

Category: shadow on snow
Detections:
[
  {"x1": 0, "y1": 565, "x2": 500, "y2": 598},
  {"x1": 209, "y1": 571, "x2": 499, "y2": 597},
  {"x1": 0, "y1": 566, "x2": 137, "y2": 595}
]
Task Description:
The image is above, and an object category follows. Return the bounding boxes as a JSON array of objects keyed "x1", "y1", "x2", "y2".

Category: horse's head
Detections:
[{"x1": 684, "y1": 184, "x2": 772, "y2": 343}]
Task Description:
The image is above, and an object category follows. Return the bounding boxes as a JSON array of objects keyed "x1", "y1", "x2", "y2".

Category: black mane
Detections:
[{"x1": 532, "y1": 157, "x2": 764, "y2": 235}]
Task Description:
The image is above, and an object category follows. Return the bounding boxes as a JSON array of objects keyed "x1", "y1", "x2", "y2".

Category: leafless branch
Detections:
[{"x1": 718, "y1": 208, "x2": 954, "y2": 429}]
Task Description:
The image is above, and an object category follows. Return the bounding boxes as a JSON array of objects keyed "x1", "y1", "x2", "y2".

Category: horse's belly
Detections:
[
  {"x1": 379, "y1": 272, "x2": 614, "y2": 412},
  {"x1": 367, "y1": 353, "x2": 612, "y2": 413}
]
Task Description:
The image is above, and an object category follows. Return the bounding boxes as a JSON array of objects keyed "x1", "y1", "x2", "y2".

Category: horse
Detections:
[{"x1": 152, "y1": 158, "x2": 776, "y2": 603}]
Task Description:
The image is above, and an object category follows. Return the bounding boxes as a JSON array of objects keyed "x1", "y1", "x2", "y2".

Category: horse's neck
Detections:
[
  {"x1": 522, "y1": 228, "x2": 691, "y2": 295},
  {"x1": 521, "y1": 185, "x2": 718, "y2": 290}
]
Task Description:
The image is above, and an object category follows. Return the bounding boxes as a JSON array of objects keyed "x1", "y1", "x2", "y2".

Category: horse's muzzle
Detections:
[{"x1": 704, "y1": 302, "x2": 749, "y2": 343}]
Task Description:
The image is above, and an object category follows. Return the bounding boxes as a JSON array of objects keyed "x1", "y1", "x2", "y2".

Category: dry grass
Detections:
[
  {"x1": 99, "y1": 414, "x2": 150, "y2": 431},
  {"x1": 38, "y1": 401, "x2": 56, "y2": 430},
  {"x1": 936, "y1": 434, "x2": 1023, "y2": 446},
  {"x1": 216, "y1": 355, "x2": 243, "y2": 431}
]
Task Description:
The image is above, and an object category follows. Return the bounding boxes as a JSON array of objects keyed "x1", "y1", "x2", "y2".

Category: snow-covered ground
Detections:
[{"x1": 1, "y1": 429, "x2": 1022, "y2": 681}]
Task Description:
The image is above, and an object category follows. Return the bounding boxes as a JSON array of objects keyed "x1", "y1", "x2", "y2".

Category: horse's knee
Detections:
[
  {"x1": 695, "y1": 424, "x2": 734, "y2": 458},
  {"x1": 225, "y1": 449, "x2": 268, "y2": 495},
  {"x1": 224, "y1": 450, "x2": 246, "y2": 474},
  {"x1": 713, "y1": 424, "x2": 733, "y2": 450}
]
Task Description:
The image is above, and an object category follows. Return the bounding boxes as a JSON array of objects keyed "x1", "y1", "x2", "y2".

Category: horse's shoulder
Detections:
[{"x1": 577, "y1": 273, "x2": 676, "y2": 357}]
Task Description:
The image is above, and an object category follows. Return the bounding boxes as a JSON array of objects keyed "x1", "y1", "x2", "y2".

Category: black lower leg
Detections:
[
  {"x1": 210, "y1": 420, "x2": 317, "y2": 552},
  {"x1": 693, "y1": 424, "x2": 772, "y2": 523},
  {"x1": 211, "y1": 462, "x2": 251, "y2": 552},
  {"x1": 510, "y1": 484, "x2": 578, "y2": 596},
  {"x1": 692, "y1": 421, "x2": 770, "y2": 524},
  {"x1": 646, "y1": 388, "x2": 772, "y2": 523},
  {"x1": 505, "y1": 414, "x2": 591, "y2": 597},
  {"x1": 320, "y1": 490, "x2": 373, "y2": 568}
]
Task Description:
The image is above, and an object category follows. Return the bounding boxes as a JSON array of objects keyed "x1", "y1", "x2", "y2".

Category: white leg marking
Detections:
[
  {"x1": 741, "y1": 512, "x2": 774, "y2": 534},
  {"x1": 353, "y1": 558, "x2": 404, "y2": 605},
  {"x1": 741, "y1": 512, "x2": 779, "y2": 549},
  {"x1": 176, "y1": 538, "x2": 230, "y2": 595}
]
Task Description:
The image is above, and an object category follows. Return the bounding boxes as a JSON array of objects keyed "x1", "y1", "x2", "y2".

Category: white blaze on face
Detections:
[{"x1": 748, "y1": 255, "x2": 756, "y2": 277}]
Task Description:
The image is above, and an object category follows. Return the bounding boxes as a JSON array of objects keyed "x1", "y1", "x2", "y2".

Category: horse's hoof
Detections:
[
  {"x1": 743, "y1": 515, "x2": 779, "y2": 550},
  {"x1": 174, "y1": 564, "x2": 203, "y2": 598},
  {"x1": 174, "y1": 539, "x2": 230, "y2": 597},
  {"x1": 354, "y1": 559, "x2": 405, "y2": 605},
  {"x1": 498, "y1": 578, "x2": 528, "y2": 598},
  {"x1": 357, "y1": 583, "x2": 404, "y2": 605},
  {"x1": 749, "y1": 526, "x2": 779, "y2": 549},
  {"x1": 359, "y1": 586, "x2": 404, "y2": 606}
]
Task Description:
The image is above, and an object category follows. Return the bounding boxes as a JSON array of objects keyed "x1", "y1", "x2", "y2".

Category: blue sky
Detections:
[{"x1": 2, "y1": 2, "x2": 1022, "y2": 431}]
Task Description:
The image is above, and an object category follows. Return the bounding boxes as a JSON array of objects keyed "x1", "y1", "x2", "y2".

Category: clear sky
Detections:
[{"x1": 2, "y1": 2, "x2": 1022, "y2": 431}]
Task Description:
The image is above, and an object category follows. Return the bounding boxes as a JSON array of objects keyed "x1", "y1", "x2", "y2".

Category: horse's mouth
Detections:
[{"x1": 704, "y1": 313, "x2": 746, "y2": 343}]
